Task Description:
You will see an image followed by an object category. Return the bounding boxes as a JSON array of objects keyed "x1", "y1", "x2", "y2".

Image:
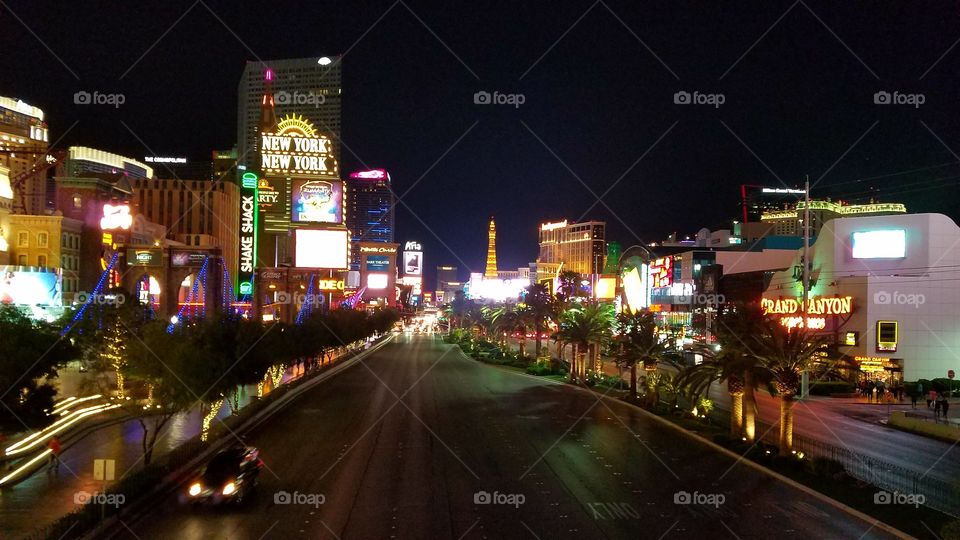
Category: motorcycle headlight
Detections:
[
  {"x1": 222, "y1": 482, "x2": 236, "y2": 496},
  {"x1": 188, "y1": 483, "x2": 202, "y2": 497}
]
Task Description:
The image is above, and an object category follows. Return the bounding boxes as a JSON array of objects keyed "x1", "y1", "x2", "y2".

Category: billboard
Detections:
[
  {"x1": 171, "y1": 251, "x2": 208, "y2": 267},
  {"x1": 294, "y1": 229, "x2": 349, "y2": 269},
  {"x1": 365, "y1": 255, "x2": 390, "y2": 272},
  {"x1": 350, "y1": 169, "x2": 388, "y2": 180},
  {"x1": 403, "y1": 252, "x2": 422, "y2": 276},
  {"x1": 367, "y1": 273, "x2": 388, "y2": 289},
  {"x1": 292, "y1": 179, "x2": 343, "y2": 224},
  {"x1": 127, "y1": 248, "x2": 162, "y2": 267},
  {"x1": 852, "y1": 230, "x2": 906, "y2": 259},
  {"x1": 260, "y1": 115, "x2": 338, "y2": 177},
  {"x1": 257, "y1": 177, "x2": 285, "y2": 214},
  {"x1": 0, "y1": 268, "x2": 61, "y2": 306}
]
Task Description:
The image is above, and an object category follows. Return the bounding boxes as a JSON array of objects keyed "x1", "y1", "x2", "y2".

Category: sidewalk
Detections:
[{"x1": 0, "y1": 362, "x2": 311, "y2": 539}]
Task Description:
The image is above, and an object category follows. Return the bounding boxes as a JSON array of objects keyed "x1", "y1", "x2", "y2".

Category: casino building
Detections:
[{"x1": 762, "y1": 213, "x2": 960, "y2": 382}]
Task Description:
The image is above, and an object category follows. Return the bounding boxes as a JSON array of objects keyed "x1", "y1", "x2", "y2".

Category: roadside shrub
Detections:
[
  {"x1": 808, "y1": 381, "x2": 855, "y2": 396},
  {"x1": 808, "y1": 456, "x2": 845, "y2": 478},
  {"x1": 941, "y1": 520, "x2": 960, "y2": 540}
]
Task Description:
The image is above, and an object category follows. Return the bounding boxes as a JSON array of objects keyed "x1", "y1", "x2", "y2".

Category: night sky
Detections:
[{"x1": 3, "y1": 1, "x2": 960, "y2": 285}]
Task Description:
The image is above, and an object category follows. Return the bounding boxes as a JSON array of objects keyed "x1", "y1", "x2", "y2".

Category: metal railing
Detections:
[{"x1": 755, "y1": 420, "x2": 960, "y2": 517}]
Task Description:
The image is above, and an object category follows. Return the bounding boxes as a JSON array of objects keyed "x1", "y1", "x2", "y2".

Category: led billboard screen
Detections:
[
  {"x1": 0, "y1": 269, "x2": 61, "y2": 306},
  {"x1": 852, "y1": 230, "x2": 906, "y2": 259},
  {"x1": 292, "y1": 179, "x2": 343, "y2": 224},
  {"x1": 403, "y1": 252, "x2": 422, "y2": 275},
  {"x1": 294, "y1": 229, "x2": 349, "y2": 269},
  {"x1": 366, "y1": 255, "x2": 391, "y2": 272}
]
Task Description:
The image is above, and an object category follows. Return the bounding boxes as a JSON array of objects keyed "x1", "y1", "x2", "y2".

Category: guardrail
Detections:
[{"x1": 755, "y1": 420, "x2": 960, "y2": 517}]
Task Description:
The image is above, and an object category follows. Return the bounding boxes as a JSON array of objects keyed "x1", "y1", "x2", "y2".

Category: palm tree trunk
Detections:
[
  {"x1": 535, "y1": 321, "x2": 542, "y2": 358},
  {"x1": 570, "y1": 343, "x2": 577, "y2": 380},
  {"x1": 629, "y1": 364, "x2": 637, "y2": 400},
  {"x1": 729, "y1": 392, "x2": 744, "y2": 438},
  {"x1": 779, "y1": 395, "x2": 795, "y2": 456},
  {"x1": 743, "y1": 371, "x2": 757, "y2": 443}
]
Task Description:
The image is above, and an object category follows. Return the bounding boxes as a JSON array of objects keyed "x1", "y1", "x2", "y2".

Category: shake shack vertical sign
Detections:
[{"x1": 238, "y1": 171, "x2": 259, "y2": 296}]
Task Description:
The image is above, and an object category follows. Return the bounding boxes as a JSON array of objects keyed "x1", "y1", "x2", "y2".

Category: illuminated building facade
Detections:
[
  {"x1": 538, "y1": 219, "x2": 606, "y2": 276},
  {"x1": 129, "y1": 177, "x2": 240, "y2": 281},
  {"x1": 760, "y1": 200, "x2": 907, "y2": 237},
  {"x1": 0, "y1": 166, "x2": 12, "y2": 265},
  {"x1": 762, "y1": 213, "x2": 960, "y2": 382},
  {"x1": 484, "y1": 216, "x2": 498, "y2": 277},
  {"x1": 237, "y1": 56, "x2": 342, "y2": 171},
  {"x1": 346, "y1": 169, "x2": 394, "y2": 270},
  {"x1": 60, "y1": 147, "x2": 153, "y2": 180},
  {"x1": 7, "y1": 214, "x2": 82, "y2": 298},
  {"x1": 0, "y1": 97, "x2": 49, "y2": 214},
  {"x1": 358, "y1": 242, "x2": 399, "y2": 307}
]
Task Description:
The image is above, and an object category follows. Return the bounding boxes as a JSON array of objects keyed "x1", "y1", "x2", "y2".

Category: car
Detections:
[{"x1": 180, "y1": 446, "x2": 263, "y2": 506}]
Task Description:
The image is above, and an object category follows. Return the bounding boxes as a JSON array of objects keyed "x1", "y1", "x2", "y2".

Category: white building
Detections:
[{"x1": 762, "y1": 213, "x2": 960, "y2": 382}]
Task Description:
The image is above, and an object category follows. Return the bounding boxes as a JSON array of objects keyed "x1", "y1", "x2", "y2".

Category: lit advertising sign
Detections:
[
  {"x1": 403, "y1": 252, "x2": 422, "y2": 276},
  {"x1": 649, "y1": 257, "x2": 673, "y2": 288},
  {"x1": 852, "y1": 230, "x2": 906, "y2": 259},
  {"x1": 621, "y1": 264, "x2": 649, "y2": 311},
  {"x1": 317, "y1": 279, "x2": 344, "y2": 291},
  {"x1": 292, "y1": 179, "x2": 343, "y2": 224},
  {"x1": 127, "y1": 249, "x2": 162, "y2": 267},
  {"x1": 260, "y1": 115, "x2": 338, "y2": 177},
  {"x1": 101, "y1": 204, "x2": 132, "y2": 230},
  {"x1": 366, "y1": 255, "x2": 390, "y2": 272},
  {"x1": 595, "y1": 277, "x2": 616, "y2": 299},
  {"x1": 360, "y1": 245, "x2": 396, "y2": 254},
  {"x1": 350, "y1": 169, "x2": 387, "y2": 180},
  {"x1": 238, "y1": 172, "x2": 259, "y2": 296},
  {"x1": 294, "y1": 229, "x2": 348, "y2": 269},
  {"x1": 760, "y1": 296, "x2": 853, "y2": 316},
  {"x1": 540, "y1": 220, "x2": 568, "y2": 232},
  {"x1": 404, "y1": 241, "x2": 422, "y2": 251},
  {"x1": 367, "y1": 273, "x2": 388, "y2": 289},
  {"x1": 0, "y1": 268, "x2": 61, "y2": 306},
  {"x1": 171, "y1": 251, "x2": 208, "y2": 267},
  {"x1": 257, "y1": 177, "x2": 284, "y2": 214}
]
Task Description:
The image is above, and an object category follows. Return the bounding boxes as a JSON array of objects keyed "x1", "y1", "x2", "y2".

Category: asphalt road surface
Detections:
[{"x1": 114, "y1": 334, "x2": 900, "y2": 539}]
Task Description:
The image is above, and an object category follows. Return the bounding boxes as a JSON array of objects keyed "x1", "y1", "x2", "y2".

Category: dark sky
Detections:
[{"x1": 3, "y1": 1, "x2": 960, "y2": 286}]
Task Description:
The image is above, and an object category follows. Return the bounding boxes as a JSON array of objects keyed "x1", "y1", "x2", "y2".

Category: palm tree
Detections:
[
  {"x1": 557, "y1": 270, "x2": 583, "y2": 301},
  {"x1": 494, "y1": 305, "x2": 534, "y2": 358},
  {"x1": 524, "y1": 284, "x2": 554, "y2": 359},
  {"x1": 556, "y1": 303, "x2": 614, "y2": 382},
  {"x1": 677, "y1": 344, "x2": 746, "y2": 436},
  {"x1": 615, "y1": 310, "x2": 672, "y2": 403},
  {"x1": 752, "y1": 317, "x2": 827, "y2": 456}
]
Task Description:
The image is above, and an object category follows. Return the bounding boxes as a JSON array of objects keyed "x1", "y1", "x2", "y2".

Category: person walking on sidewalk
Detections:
[
  {"x1": 867, "y1": 380, "x2": 876, "y2": 403},
  {"x1": 938, "y1": 393, "x2": 950, "y2": 419},
  {"x1": 47, "y1": 436, "x2": 61, "y2": 473},
  {"x1": 911, "y1": 387, "x2": 919, "y2": 408},
  {"x1": 928, "y1": 388, "x2": 937, "y2": 409}
]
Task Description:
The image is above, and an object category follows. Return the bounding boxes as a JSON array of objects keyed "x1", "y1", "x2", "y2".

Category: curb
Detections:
[
  {"x1": 84, "y1": 335, "x2": 395, "y2": 540},
  {"x1": 452, "y1": 344, "x2": 913, "y2": 540}
]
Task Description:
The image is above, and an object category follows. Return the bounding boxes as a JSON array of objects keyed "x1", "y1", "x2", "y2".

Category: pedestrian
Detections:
[
  {"x1": 929, "y1": 389, "x2": 938, "y2": 409},
  {"x1": 938, "y1": 392, "x2": 950, "y2": 419},
  {"x1": 934, "y1": 392, "x2": 943, "y2": 419},
  {"x1": 47, "y1": 436, "x2": 61, "y2": 473},
  {"x1": 911, "y1": 388, "x2": 919, "y2": 409},
  {"x1": 867, "y1": 380, "x2": 876, "y2": 403}
]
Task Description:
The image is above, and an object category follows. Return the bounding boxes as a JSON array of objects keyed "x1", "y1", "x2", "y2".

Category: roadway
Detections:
[{"x1": 114, "y1": 334, "x2": 900, "y2": 539}]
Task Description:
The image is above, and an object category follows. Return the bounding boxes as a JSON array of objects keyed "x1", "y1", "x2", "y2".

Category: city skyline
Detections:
[{"x1": 2, "y1": 1, "x2": 960, "y2": 275}]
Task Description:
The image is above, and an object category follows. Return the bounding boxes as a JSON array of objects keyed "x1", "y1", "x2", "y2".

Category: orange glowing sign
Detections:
[
  {"x1": 649, "y1": 257, "x2": 673, "y2": 288},
  {"x1": 761, "y1": 296, "x2": 853, "y2": 316}
]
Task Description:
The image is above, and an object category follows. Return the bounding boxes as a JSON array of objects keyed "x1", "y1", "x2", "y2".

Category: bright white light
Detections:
[
  {"x1": 169, "y1": 316, "x2": 179, "y2": 324},
  {"x1": 367, "y1": 273, "x2": 388, "y2": 289},
  {"x1": 222, "y1": 482, "x2": 236, "y2": 496},
  {"x1": 295, "y1": 229, "x2": 349, "y2": 269},
  {"x1": 852, "y1": 229, "x2": 906, "y2": 259},
  {"x1": 318, "y1": 57, "x2": 332, "y2": 65},
  {"x1": 189, "y1": 483, "x2": 202, "y2": 496}
]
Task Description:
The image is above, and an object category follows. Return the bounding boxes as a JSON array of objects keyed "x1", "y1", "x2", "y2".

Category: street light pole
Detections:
[{"x1": 801, "y1": 175, "x2": 811, "y2": 399}]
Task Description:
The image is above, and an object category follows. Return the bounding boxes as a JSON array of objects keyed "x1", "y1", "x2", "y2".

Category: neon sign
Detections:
[
  {"x1": 100, "y1": 204, "x2": 132, "y2": 230},
  {"x1": 649, "y1": 257, "x2": 673, "y2": 288},
  {"x1": 760, "y1": 296, "x2": 853, "y2": 316},
  {"x1": 350, "y1": 169, "x2": 387, "y2": 180},
  {"x1": 317, "y1": 279, "x2": 344, "y2": 291},
  {"x1": 540, "y1": 220, "x2": 568, "y2": 232},
  {"x1": 238, "y1": 171, "x2": 259, "y2": 296},
  {"x1": 260, "y1": 115, "x2": 338, "y2": 177},
  {"x1": 404, "y1": 241, "x2": 422, "y2": 251}
]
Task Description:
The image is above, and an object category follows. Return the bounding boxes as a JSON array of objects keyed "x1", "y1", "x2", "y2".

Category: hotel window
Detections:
[
  {"x1": 38, "y1": 255, "x2": 46, "y2": 267},
  {"x1": 17, "y1": 231, "x2": 28, "y2": 247},
  {"x1": 37, "y1": 232, "x2": 48, "y2": 247},
  {"x1": 17, "y1": 255, "x2": 26, "y2": 265}
]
